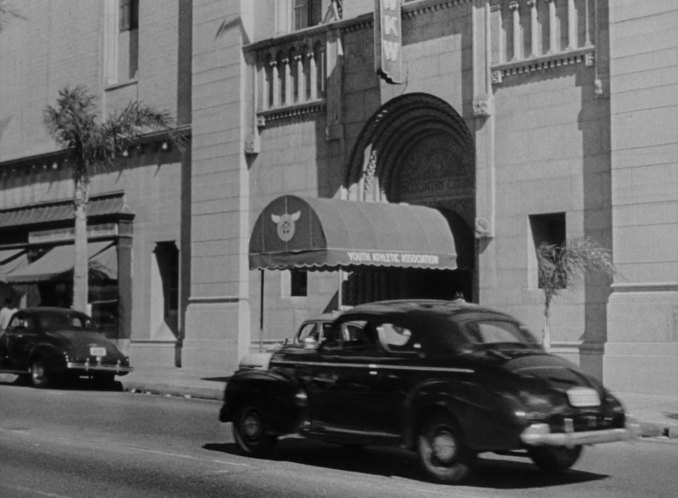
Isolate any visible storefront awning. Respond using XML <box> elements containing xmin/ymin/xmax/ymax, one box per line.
<box><xmin>0</xmin><ymin>193</ymin><xmax>127</xmax><ymax>229</ymax></box>
<box><xmin>5</xmin><ymin>241</ymin><xmax>116</xmax><ymax>284</ymax></box>
<box><xmin>0</xmin><ymin>248</ymin><xmax>28</xmax><ymax>283</ymax></box>
<box><xmin>249</xmin><ymin>195</ymin><xmax>457</xmax><ymax>271</ymax></box>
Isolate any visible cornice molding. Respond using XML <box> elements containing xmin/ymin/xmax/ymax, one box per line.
<box><xmin>491</xmin><ymin>47</ymin><xmax>595</xmax><ymax>83</ymax></box>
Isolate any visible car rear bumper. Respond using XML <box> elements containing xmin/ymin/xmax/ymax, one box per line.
<box><xmin>66</xmin><ymin>362</ymin><xmax>133</xmax><ymax>376</ymax></box>
<box><xmin>520</xmin><ymin>417</ymin><xmax>641</xmax><ymax>447</ymax></box>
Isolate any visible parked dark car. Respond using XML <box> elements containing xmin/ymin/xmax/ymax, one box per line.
<box><xmin>0</xmin><ymin>307</ymin><xmax>133</xmax><ymax>387</ymax></box>
<box><xmin>220</xmin><ymin>299</ymin><xmax>639</xmax><ymax>484</ymax></box>
<box><xmin>266</xmin><ymin>311</ymin><xmax>362</xmax><ymax>352</ymax></box>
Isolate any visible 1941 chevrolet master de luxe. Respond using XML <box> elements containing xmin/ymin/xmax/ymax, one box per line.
<box><xmin>0</xmin><ymin>307</ymin><xmax>132</xmax><ymax>387</ymax></box>
<box><xmin>219</xmin><ymin>300</ymin><xmax>639</xmax><ymax>484</ymax></box>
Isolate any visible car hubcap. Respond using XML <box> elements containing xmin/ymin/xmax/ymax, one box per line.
<box><xmin>32</xmin><ymin>363</ymin><xmax>44</xmax><ymax>382</ymax></box>
<box><xmin>431</xmin><ymin>429</ymin><xmax>457</xmax><ymax>464</ymax></box>
<box><xmin>242</xmin><ymin>411</ymin><xmax>262</xmax><ymax>440</ymax></box>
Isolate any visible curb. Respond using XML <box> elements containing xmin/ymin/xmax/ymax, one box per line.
<box><xmin>639</xmin><ymin>420</ymin><xmax>678</xmax><ymax>439</ymax></box>
<box><xmin>121</xmin><ymin>380</ymin><xmax>224</xmax><ymax>401</ymax></box>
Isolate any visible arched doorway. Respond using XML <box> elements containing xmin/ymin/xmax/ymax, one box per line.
<box><xmin>344</xmin><ymin>93</ymin><xmax>475</xmax><ymax>304</ymax></box>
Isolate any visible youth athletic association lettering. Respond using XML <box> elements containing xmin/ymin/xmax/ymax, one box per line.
<box><xmin>347</xmin><ymin>251</ymin><xmax>439</xmax><ymax>265</ymax></box>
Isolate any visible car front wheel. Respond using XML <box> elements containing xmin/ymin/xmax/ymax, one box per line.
<box><xmin>30</xmin><ymin>359</ymin><xmax>50</xmax><ymax>388</ymax></box>
<box><xmin>417</xmin><ymin>413</ymin><xmax>474</xmax><ymax>484</ymax></box>
<box><xmin>527</xmin><ymin>445</ymin><xmax>583</xmax><ymax>472</ymax></box>
<box><xmin>232</xmin><ymin>402</ymin><xmax>277</xmax><ymax>458</ymax></box>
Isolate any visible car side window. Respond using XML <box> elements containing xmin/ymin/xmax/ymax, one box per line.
<box><xmin>342</xmin><ymin>322</ymin><xmax>377</xmax><ymax>352</ymax></box>
<box><xmin>320</xmin><ymin>321</ymin><xmax>377</xmax><ymax>353</ymax></box>
<box><xmin>466</xmin><ymin>320</ymin><xmax>527</xmax><ymax>345</ymax></box>
<box><xmin>11</xmin><ymin>315</ymin><xmax>35</xmax><ymax>331</ymax></box>
<box><xmin>377</xmin><ymin>322</ymin><xmax>420</xmax><ymax>353</ymax></box>
<box><xmin>297</xmin><ymin>323</ymin><xmax>319</xmax><ymax>343</ymax></box>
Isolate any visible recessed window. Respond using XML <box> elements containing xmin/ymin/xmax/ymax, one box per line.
<box><xmin>119</xmin><ymin>0</ymin><xmax>139</xmax><ymax>31</ymax></box>
<box><xmin>529</xmin><ymin>213</ymin><xmax>566</xmax><ymax>289</ymax></box>
<box><xmin>294</xmin><ymin>0</ymin><xmax>322</xmax><ymax>30</ymax></box>
<box><xmin>291</xmin><ymin>270</ymin><xmax>308</xmax><ymax>297</ymax></box>
<box><xmin>106</xmin><ymin>0</ymin><xmax>139</xmax><ymax>84</ymax></box>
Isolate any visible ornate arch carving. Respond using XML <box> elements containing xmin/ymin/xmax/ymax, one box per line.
<box><xmin>345</xmin><ymin>93</ymin><xmax>475</xmax><ymax>226</ymax></box>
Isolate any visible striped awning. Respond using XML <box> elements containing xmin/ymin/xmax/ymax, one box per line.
<box><xmin>0</xmin><ymin>248</ymin><xmax>28</xmax><ymax>283</ymax></box>
<box><xmin>249</xmin><ymin>195</ymin><xmax>458</xmax><ymax>271</ymax></box>
<box><xmin>0</xmin><ymin>193</ymin><xmax>127</xmax><ymax>229</ymax></box>
<box><xmin>5</xmin><ymin>241</ymin><xmax>117</xmax><ymax>284</ymax></box>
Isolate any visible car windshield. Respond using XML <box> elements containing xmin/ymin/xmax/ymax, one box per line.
<box><xmin>38</xmin><ymin>311</ymin><xmax>94</xmax><ymax>331</ymax></box>
<box><xmin>463</xmin><ymin>320</ymin><xmax>539</xmax><ymax>349</ymax></box>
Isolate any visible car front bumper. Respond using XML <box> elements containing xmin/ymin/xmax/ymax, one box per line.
<box><xmin>66</xmin><ymin>362</ymin><xmax>133</xmax><ymax>375</ymax></box>
<box><xmin>520</xmin><ymin>417</ymin><xmax>641</xmax><ymax>447</ymax></box>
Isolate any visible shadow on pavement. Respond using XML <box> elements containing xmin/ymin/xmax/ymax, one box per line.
<box><xmin>0</xmin><ymin>374</ymin><xmax>123</xmax><ymax>392</ymax></box>
<box><xmin>203</xmin><ymin>438</ymin><xmax>607</xmax><ymax>489</ymax></box>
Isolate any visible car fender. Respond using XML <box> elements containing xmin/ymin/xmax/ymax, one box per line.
<box><xmin>221</xmin><ymin>369</ymin><xmax>304</xmax><ymax>435</ymax></box>
<box><xmin>28</xmin><ymin>342</ymin><xmax>67</xmax><ymax>373</ymax></box>
<box><xmin>404</xmin><ymin>377</ymin><xmax>520</xmax><ymax>451</ymax></box>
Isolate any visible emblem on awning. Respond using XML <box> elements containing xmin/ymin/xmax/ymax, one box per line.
<box><xmin>271</xmin><ymin>211</ymin><xmax>301</xmax><ymax>242</ymax></box>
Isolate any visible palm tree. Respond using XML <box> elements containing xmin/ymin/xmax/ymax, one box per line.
<box><xmin>0</xmin><ymin>0</ymin><xmax>22</xmax><ymax>32</ymax></box>
<box><xmin>44</xmin><ymin>86</ymin><xmax>181</xmax><ymax>312</ymax></box>
<box><xmin>536</xmin><ymin>237</ymin><xmax>616</xmax><ymax>351</ymax></box>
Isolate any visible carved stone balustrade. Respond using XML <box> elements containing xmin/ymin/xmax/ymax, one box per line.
<box><xmin>247</xmin><ymin>29</ymin><xmax>329</xmax><ymax>127</ymax></box>
<box><xmin>490</xmin><ymin>0</ymin><xmax>595</xmax><ymax>83</ymax></box>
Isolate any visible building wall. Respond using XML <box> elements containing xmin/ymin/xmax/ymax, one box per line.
<box><xmin>245</xmin><ymin>2</ymin><xmax>475</xmax><ymax>344</ymax></box>
<box><xmin>605</xmin><ymin>0</ymin><xmax>678</xmax><ymax>395</ymax></box>
<box><xmin>0</xmin><ymin>0</ymin><xmax>188</xmax><ymax>367</ymax></box>
<box><xmin>181</xmin><ymin>0</ymin><xmax>251</xmax><ymax>372</ymax></box>
<box><xmin>2</xmin><ymin>0</ymin><xmax>677</xmax><ymax>396</ymax></box>
<box><xmin>0</xmin><ymin>1</ymin><xmax>103</xmax><ymax>160</ymax></box>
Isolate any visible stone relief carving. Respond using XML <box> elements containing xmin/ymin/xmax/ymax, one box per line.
<box><xmin>474</xmin><ymin>217</ymin><xmax>493</xmax><ymax>239</ymax></box>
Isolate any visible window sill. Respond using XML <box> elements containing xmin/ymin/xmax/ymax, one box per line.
<box><xmin>257</xmin><ymin>100</ymin><xmax>326</xmax><ymax>127</ymax></box>
<box><xmin>105</xmin><ymin>79</ymin><xmax>139</xmax><ymax>92</ymax></box>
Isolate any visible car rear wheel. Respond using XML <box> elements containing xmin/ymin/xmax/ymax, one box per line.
<box><xmin>30</xmin><ymin>359</ymin><xmax>50</xmax><ymax>388</ymax></box>
<box><xmin>417</xmin><ymin>413</ymin><xmax>474</xmax><ymax>484</ymax></box>
<box><xmin>527</xmin><ymin>445</ymin><xmax>583</xmax><ymax>472</ymax></box>
<box><xmin>232</xmin><ymin>402</ymin><xmax>277</xmax><ymax>458</ymax></box>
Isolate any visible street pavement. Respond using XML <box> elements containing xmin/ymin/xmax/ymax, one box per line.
<box><xmin>3</xmin><ymin>365</ymin><xmax>678</xmax><ymax>440</ymax></box>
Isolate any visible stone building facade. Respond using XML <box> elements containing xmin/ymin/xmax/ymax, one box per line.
<box><xmin>0</xmin><ymin>0</ymin><xmax>676</xmax><ymax>397</ymax></box>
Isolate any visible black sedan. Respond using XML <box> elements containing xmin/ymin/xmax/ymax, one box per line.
<box><xmin>0</xmin><ymin>307</ymin><xmax>132</xmax><ymax>387</ymax></box>
<box><xmin>220</xmin><ymin>299</ymin><xmax>639</xmax><ymax>484</ymax></box>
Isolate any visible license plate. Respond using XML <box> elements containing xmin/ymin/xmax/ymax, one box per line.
<box><xmin>567</xmin><ymin>387</ymin><xmax>600</xmax><ymax>407</ymax></box>
<box><xmin>90</xmin><ymin>347</ymin><xmax>107</xmax><ymax>357</ymax></box>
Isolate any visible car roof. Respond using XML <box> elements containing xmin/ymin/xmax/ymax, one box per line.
<box><xmin>17</xmin><ymin>307</ymin><xmax>89</xmax><ymax>316</ymax></box>
<box><xmin>337</xmin><ymin>299</ymin><xmax>515</xmax><ymax>323</ymax></box>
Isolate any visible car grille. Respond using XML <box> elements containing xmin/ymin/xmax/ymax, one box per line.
<box><xmin>547</xmin><ymin>411</ymin><xmax>624</xmax><ymax>433</ymax></box>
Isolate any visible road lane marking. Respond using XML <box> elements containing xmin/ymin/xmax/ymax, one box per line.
<box><xmin>5</xmin><ymin>485</ymin><xmax>73</xmax><ymax>498</ymax></box>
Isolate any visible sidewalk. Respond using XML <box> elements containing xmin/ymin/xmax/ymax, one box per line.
<box><xmin>118</xmin><ymin>366</ymin><xmax>678</xmax><ymax>440</ymax></box>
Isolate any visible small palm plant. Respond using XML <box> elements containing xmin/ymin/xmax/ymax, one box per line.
<box><xmin>0</xmin><ymin>0</ymin><xmax>22</xmax><ymax>32</ymax></box>
<box><xmin>44</xmin><ymin>86</ymin><xmax>181</xmax><ymax>312</ymax></box>
<box><xmin>536</xmin><ymin>237</ymin><xmax>616</xmax><ymax>351</ymax></box>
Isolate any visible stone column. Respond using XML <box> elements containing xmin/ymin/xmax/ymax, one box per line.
<box><xmin>509</xmin><ymin>1</ymin><xmax>521</xmax><ymax>60</ymax></box>
<box><xmin>547</xmin><ymin>0</ymin><xmax>557</xmax><ymax>53</ymax></box>
<box><xmin>308</xmin><ymin>50</ymin><xmax>318</xmax><ymax>100</ymax></box>
<box><xmin>116</xmin><ymin>218</ymin><xmax>134</xmax><ymax>354</ymax></box>
<box><xmin>567</xmin><ymin>0</ymin><xmax>577</xmax><ymax>49</ymax></box>
<box><xmin>528</xmin><ymin>0</ymin><xmax>539</xmax><ymax>57</ymax></box>
<box><xmin>271</xmin><ymin>58</ymin><xmax>280</xmax><ymax>107</ymax></box>
<box><xmin>283</xmin><ymin>54</ymin><xmax>293</xmax><ymax>105</ymax></box>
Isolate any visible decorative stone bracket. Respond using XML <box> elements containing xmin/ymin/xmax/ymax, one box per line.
<box><xmin>475</xmin><ymin>217</ymin><xmax>494</xmax><ymax>239</ymax></box>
